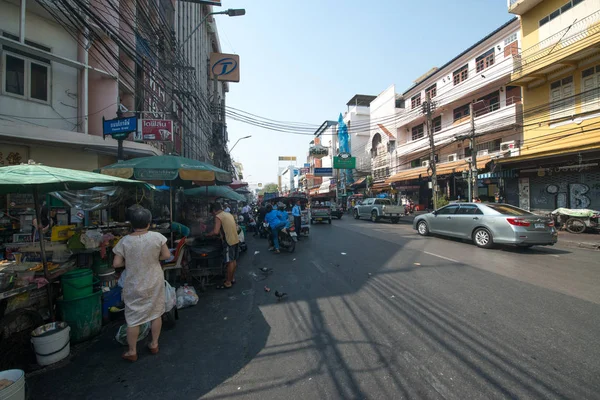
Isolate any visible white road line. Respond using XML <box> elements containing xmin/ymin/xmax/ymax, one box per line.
<box><xmin>311</xmin><ymin>261</ymin><xmax>326</xmax><ymax>273</ymax></box>
<box><xmin>423</xmin><ymin>251</ymin><xmax>459</xmax><ymax>263</ymax></box>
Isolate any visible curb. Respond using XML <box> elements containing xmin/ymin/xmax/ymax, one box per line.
<box><xmin>559</xmin><ymin>240</ymin><xmax>600</xmax><ymax>250</ymax></box>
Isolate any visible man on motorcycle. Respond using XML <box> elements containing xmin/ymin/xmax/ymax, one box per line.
<box><xmin>264</xmin><ymin>203</ymin><xmax>289</xmax><ymax>254</ymax></box>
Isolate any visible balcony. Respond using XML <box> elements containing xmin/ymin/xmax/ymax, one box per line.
<box><xmin>508</xmin><ymin>0</ymin><xmax>545</xmax><ymax>15</ymax></box>
<box><xmin>513</xmin><ymin>10</ymin><xmax>600</xmax><ymax>79</ymax></box>
<box><xmin>394</xmin><ymin>102</ymin><xmax>521</xmax><ymax>161</ymax></box>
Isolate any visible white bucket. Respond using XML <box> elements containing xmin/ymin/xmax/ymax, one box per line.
<box><xmin>30</xmin><ymin>322</ymin><xmax>71</xmax><ymax>367</ymax></box>
<box><xmin>0</xmin><ymin>369</ymin><xmax>25</xmax><ymax>400</ymax></box>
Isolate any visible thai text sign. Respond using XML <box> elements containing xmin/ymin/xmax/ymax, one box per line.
<box><xmin>103</xmin><ymin>117</ymin><xmax>137</xmax><ymax>140</ymax></box>
<box><xmin>333</xmin><ymin>154</ymin><xmax>356</xmax><ymax>169</ymax></box>
<box><xmin>314</xmin><ymin>168</ymin><xmax>333</xmax><ymax>177</ymax></box>
<box><xmin>134</xmin><ymin>119</ymin><xmax>174</xmax><ymax>142</ymax></box>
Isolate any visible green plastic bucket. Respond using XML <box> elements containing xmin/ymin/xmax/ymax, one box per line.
<box><xmin>57</xmin><ymin>290</ymin><xmax>102</xmax><ymax>343</ymax></box>
<box><xmin>61</xmin><ymin>269</ymin><xmax>95</xmax><ymax>301</ymax></box>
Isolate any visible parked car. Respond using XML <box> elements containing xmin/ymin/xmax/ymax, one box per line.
<box><xmin>354</xmin><ymin>198</ymin><xmax>404</xmax><ymax>223</ymax></box>
<box><xmin>413</xmin><ymin>203</ymin><xmax>558</xmax><ymax>248</ymax></box>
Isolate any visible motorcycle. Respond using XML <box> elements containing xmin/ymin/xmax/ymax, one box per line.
<box><xmin>237</xmin><ymin>225</ymin><xmax>248</xmax><ymax>252</ymax></box>
<box><xmin>263</xmin><ymin>221</ymin><xmax>297</xmax><ymax>253</ymax></box>
<box><xmin>257</xmin><ymin>220</ymin><xmax>270</xmax><ymax>239</ymax></box>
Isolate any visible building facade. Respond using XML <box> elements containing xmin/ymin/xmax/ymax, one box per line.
<box><xmin>501</xmin><ymin>0</ymin><xmax>600</xmax><ymax>211</ymax></box>
<box><xmin>0</xmin><ymin>0</ymin><xmax>231</xmax><ymax>171</ymax></box>
<box><xmin>384</xmin><ymin>18</ymin><xmax>522</xmax><ymax>208</ymax></box>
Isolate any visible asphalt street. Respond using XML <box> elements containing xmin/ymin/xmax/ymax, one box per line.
<box><xmin>29</xmin><ymin>216</ymin><xmax>600</xmax><ymax>400</ymax></box>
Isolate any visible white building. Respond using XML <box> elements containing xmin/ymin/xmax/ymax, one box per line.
<box><xmin>343</xmin><ymin>94</ymin><xmax>376</xmax><ymax>184</ymax></box>
<box><xmin>385</xmin><ymin>18</ymin><xmax>522</xmax><ymax>205</ymax></box>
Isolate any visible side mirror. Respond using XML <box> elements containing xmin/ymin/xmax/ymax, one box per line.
<box><xmin>433</xmin><ymin>210</ymin><xmax>438</xmax><ymax>216</ymax></box>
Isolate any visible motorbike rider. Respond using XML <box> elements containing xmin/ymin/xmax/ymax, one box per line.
<box><xmin>264</xmin><ymin>203</ymin><xmax>289</xmax><ymax>254</ymax></box>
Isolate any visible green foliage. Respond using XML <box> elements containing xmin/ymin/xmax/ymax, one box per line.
<box><xmin>258</xmin><ymin>183</ymin><xmax>279</xmax><ymax>196</ymax></box>
<box><xmin>435</xmin><ymin>194</ymin><xmax>449</xmax><ymax>209</ymax></box>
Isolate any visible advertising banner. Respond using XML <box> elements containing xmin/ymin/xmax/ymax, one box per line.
<box><xmin>314</xmin><ymin>167</ymin><xmax>333</xmax><ymax>177</ymax></box>
<box><xmin>210</xmin><ymin>53</ymin><xmax>240</xmax><ymax>82</ymax></box>
<box><xmin>134</xmin><ymin>119</ymin><xmax>174</xmax><ymax>142</ymax></box>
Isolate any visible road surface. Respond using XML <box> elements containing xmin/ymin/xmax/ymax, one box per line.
<box><xmin>29</xmin><ymin>216</ymin><xmax>600</xmax><ymax>399</ymax></box>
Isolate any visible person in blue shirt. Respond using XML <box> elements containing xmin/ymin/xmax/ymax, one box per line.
<box><xmin>264</xmin><ymin>204</ymin><xmax>288</xmax><ymax>253</ymax></box>
<box><xmin>291</xmin><ymin>200</ymin><xmax>302</xmax><ymax>241</ymax></box>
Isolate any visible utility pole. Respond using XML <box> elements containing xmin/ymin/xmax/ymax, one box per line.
<box><xmin>424</xmin><ymin>93</ymin><xmax>438</xmax><ymax>210</ymax></box>
<box><xmin>469</xmin><ymin>102</ymin><xmax>478</xmax><ymax>202</ymax></box>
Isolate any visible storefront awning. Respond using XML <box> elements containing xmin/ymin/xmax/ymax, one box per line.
<box><xmin>370</xmin><ymin>182</ymin><xmax>391</xmax><ymax>192</ymax></box>
<box><xmin>350</xmin><ymin>177</ymin><xmax>366</xmax><ymax>189</ymax></box>
<box><xmin>495</xmin><ymin>144</ymin><xmax>600</xmax><ymax>165</ymax></box>
<box><xmin>386</xmin><ymin>156</ymin><xmax>491</xmax><ymax>184</ymax></box>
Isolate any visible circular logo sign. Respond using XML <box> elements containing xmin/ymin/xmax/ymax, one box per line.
<box><xmin>339</xmin><ymin>152</ymin><xmax>351</xmax><ymax>159</ymax></box>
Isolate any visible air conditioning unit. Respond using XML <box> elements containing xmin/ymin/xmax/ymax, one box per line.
<box><xmin>478</xmin><ymin>149</ymin><xmax>489</xmax><ymax>156</ymax></box>
<box><xmin>447</xmin><ymin>153</ymin><xmax>457</xmax><ymax>162</ymax></box>
<box><xmin>500</xmin><ymin>141</ymin><xmax>515</xmax><ymax>152</ymax></box>
<box><xmin>421</xmin><ymin>160</ymin><xmax>430</xmax><ymax>167</ymax></box>
<box><xmin>465</xmin><ymin>157</ymin><xmax>472</xmax><ymax>163</ymax></box>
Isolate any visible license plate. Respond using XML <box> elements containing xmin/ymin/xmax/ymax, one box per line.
<box><xmin>535</xmin><ymin>223</ymin><xmax>545</xmax><ymax>229</ymax></box>
<box><xmin>290</xmin><ymin>232</ymin><xmax>297</xmax><ymax>237</ymax></box>
<box><xmin>316</xmin><ymin>218</ymin><xmax>322</xmax><ymax>221</ymax></box>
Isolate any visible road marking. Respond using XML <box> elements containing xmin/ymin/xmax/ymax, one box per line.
<box><xmin>423</xmin><ymin>251</ymin><xmax>458</xmax><ymax>263</ymax></box>
<box><xmin>311</xmin><ymin>261</ymin><xmax>325</xmax><ymax>273</ymax></box>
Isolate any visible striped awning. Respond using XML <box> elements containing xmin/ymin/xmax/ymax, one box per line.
<box><xmin>478</xmin><ymin>169</ymin><xmax>517</xmax><ymax>179</ymax></box>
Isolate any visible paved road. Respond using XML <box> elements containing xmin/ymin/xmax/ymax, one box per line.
<box><xmin>29</xmin><ymin>217</ymin><xmax>600</xmax><ymax>399</ymax></box>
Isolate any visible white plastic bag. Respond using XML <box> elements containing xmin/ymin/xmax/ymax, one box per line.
<box><xmin>176</xmin><ymin>284</ymin><xmax>199</xmax><ymax>309</ymax></box>
<box><xmin>115</xmin><ymin>322</ymin><xmax>150</xmax><ymax>345</ymax></box>
<box><xmin>165</xmin><ymin>280</ymin><xmax>176</xmax><ymax>312</ymax></box>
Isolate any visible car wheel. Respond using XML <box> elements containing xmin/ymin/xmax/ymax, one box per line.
<box><xmin>371</xmin><ymin>211</ymin><xmax>378</xmax><ymax>222</ymax></box>
<box><xmin>417</xmin><ymin>221</ymin><xmax>429</xmax><ymax>236</ymax></box>
<box><xmin>354</xmin><ymin>210</ymin><xmax>360</xmax><ymax>220</ymax></box>
<box><xmin>338</xmin><ymin>215</ymin><xmax>343</xmax><ymax>220</ymax></box>
<box><xmin>391</xmin><ymin>218</ymin><xmax>399</xmax><ymax>224</ymax></box>
<box><xmin>473</xmin><ymin>228</ymin><xmax>493</xmax><ymax>249</ymax></box>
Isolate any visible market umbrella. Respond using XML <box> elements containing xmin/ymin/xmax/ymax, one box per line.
<box><xmin>229</xmin><ymin>180</ymin><xmax>248</xmax><ymax>190</ymax></box>
<box><xmin>184</xmin><ymin>186</ymin><xmax>246</xmax><ymax>202</ymax></box>
<box><xmin>0</xmin><ymin>161</ymin><xmax>154</xmax><ymax>318</ymax></box>
<box><xmin>99</xmin><ymin>155</ymin><xmax>232</xmax><ymax>187</ymax></box>
<box><xmin>0</xmin><ymin>162</ymin><xmax>153</xmax><ymax>271</ymax></box>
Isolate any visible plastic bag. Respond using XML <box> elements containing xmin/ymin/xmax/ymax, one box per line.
<box><xmin>165</xmin><ymin>280</ymin><xmax>176</xmax><ymax>312</ymax></box>
<box><xmin>115</xmin><ymin>322</ymin><xmax>150</xmax><ymax>345</ymax></box>
<box><xmin>176</xmin><ymin>285</ymin><xmax>199</xmax><ymax>309</ymax></box>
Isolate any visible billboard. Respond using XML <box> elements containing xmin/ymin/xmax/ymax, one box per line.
<box><xmin>278</xmin><ymin>156</ymin><xmax>297</xmax><ymax>161</ymax></box>
<box><xmin>210</xmin><ymin>53</ymin><xmax>240</xmax><ymax>82</ymax></box>
<box><xmin>134</xmin><ymin>119</ymin><xmax>173</xmax><ymax>142</ymax></box>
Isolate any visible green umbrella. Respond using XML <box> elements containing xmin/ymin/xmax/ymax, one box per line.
<box><xmin>0</xmin><ymin>162</ymin><xmax>154</xmax><ymax>300</ymax></box>
<box><xmin>99</xmin><ymin>155</ymin><xmax>232</xmax><ymax>186</ymax></box>
<box><xmin>185</xmin><ymin>186</ymin><xmax>246</xmax><ymax>202</ymax></box>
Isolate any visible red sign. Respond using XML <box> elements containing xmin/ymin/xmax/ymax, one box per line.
<box><xmin>135</xmin><ymin>119</ymin><xmax>174</xmax><ymax>142</ymax></box>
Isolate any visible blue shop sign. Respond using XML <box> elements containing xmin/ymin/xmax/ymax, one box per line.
<box><xmin>103</xmin><ymin>117</ymin><xmax>138</xmax><ymax>137</ymax></box>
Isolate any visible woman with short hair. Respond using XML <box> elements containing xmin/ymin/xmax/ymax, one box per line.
<box><xmin>113</xmin><ymin>207</ymin><xmax>171</xmax><ymax>362</ymax></box>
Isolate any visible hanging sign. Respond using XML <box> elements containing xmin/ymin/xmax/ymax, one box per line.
<box><xmin>134</xmin><ymin>119</ymin><xmax>174</xmax><ymax>142</ymax></box>
<box><xmin>333</xmin><ymin>152</ymin><xmax>356</xmax><ymax>169</ymax></box>
<box><xmin>103</xmin><ymin>117</ymin><xmax>137</xmax><ymax>140</ymax></box>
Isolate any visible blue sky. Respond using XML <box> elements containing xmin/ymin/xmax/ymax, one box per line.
<box><xmin>218</xmin><ymin>0</ymin><xmax>513</xmax><ymax>186</ymax></box>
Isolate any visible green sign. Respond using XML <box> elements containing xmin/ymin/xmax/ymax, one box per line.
<box><xmin>112</xmin><ymin>132</ymin><xmax>130</xmax><ymax>140</ymax></box>
<box><xmin>333</xmin><ymin>156</ymin><xmax>356</xmax><ymax>169</ymax></box>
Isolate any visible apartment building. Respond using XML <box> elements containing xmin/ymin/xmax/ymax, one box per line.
<box><xmin>500</xmin><ymin>0</ymin><xmax>600</xmax><ymax>211</ymax></box>
<box><xmin>385</xmin><ymin>18</ymin><xmax>522</xmax><ymax>208</ymax></box>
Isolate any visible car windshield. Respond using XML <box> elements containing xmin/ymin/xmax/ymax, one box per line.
<box><xmin>485</xmin><ymin>204</ymin><xmax>534</xmax><ymax>216</ymax></box>
<box><xmin>376</xmin><ymin>199</ymin><xmax>392</xmax><ymax>205</ymax></box>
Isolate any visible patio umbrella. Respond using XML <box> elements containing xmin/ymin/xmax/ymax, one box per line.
<box><xmin>229</xmin><ymin>180</ymin><xmax>248</xmax><ymax>190</ymax></box>
<box><xmin>184</xmin><ymin>186</ymin><xmax>246</xmax><ymax>202</ymax></box>
<box><xmin>0</xmin><ymin>161</ymin><xmax>154</xmax><ymax>318</ymax></box>
<box><xmin>99</xmin><ymin>155</ymin><xmax>232</xmax><ymax>186</ymax></box>
<box><xmin>0</xmin><ymin>162</ymin><xmax>153</xmax><ymax>264</ymax></box>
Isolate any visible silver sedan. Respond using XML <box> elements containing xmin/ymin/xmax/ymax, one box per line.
<box><xmin>412</xmin><ymin>203</ymin><xmax>558</xmax><ymax>249</ymax></box>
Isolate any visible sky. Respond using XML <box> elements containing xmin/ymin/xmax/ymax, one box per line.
<box><xmin>217</xmin><ymin>0</ymin><xmax>513</xmax><ymax>187</ymax></box>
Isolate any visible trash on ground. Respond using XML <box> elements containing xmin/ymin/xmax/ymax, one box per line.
<box><xmin>116</xmin><ymin>322</ymin><xmax>150</xmax><ymax>345</ymax></box>
<box><xmin>254</xmin><ymin>251</ymin><xmax>260</xmax><ymax>255</ymax></box>
<box><xmin>264</xmin><ymin>286</ymin><xmax>271</xmax><ymax>292</ymax></box>
<box><xmin>176</xmin><ymin>285</ymin><xmax>199</xmax><ymax>309</ymax></box>
<box><xmin>414</xmin><ymin>263</ymin><xmax>421</xmax><ymax>266</ymax></box>
<box><xmin>341</xmin><ymin>252</ymin><xmax>347</xmax><ymax>255</ymax></box>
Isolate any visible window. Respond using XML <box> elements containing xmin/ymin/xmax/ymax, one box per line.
<box><xmin>2</xmin><ymin>42</ymin><xmax>51</xmax><ymax>103</ymax></box>
<box><xmin>475</xmin><ymin>139</ymin><xmax>502</xmax><ymax>153</ymax></box>
<box><xmin>504</xmin><ymin>33</ymin><xmax>517</xmax><ymax>46</ymax></box>
<box><xmin>581</xmin><ymin>65</ymin><xmax>600</xmax><ymax>113</ymax></box>
<box><xmin>426</xmin><ymin>84</ymin><xmax>437</xmax><ymax>99</ymax></box>
<box><xmin>411</xmin><ymin>94</ymin><xmax>421</xmax><ymax>109</ymax></box>
<box><xmin>457</xmin><ymin>205</ymin><xmax>483</xmax><ymax>215</ymax></box>
<box><xmin>410</xmin><ymin>158</ymin><xmax>421</xmax><ymax>168</ymax></box>
<box><xmin>539</xmin><ymin>0</ymin><xmax>585</xmax><ymax>27</ymax></box>
<box><xmin>453</xmin><ymin>104</ymin><xmax>470</xmax><ymax>122</ymax></box>
<box><xmin>432</xmin><ymin>116</ymin><xmax>442</xmax><ymax>132</ymax></box>
<box><xmin>476</xmin><ymin>48</ymin><xmax>495</xmax><ymax>72</ymax></box>
<box><xmin>486</xmin><ymin>204</ymin><xmax>533</xmax><ymax>216</ymax></box>
<box><xmin>411</xmin><ymin>124</ymin><xmax>424</xmax><ymax>141</ymax></box>
<box><xmin>395</xmin><ymin>98</ymin><xmax>405</xmax><ymax>108</ymax></box>
<box><xmin>437</xmin><ymin>205</ymin><xmax>459</xmax><ymax>215</ymax></box>
<box><xmin>375</xmin><ymin>199</ymin><xmax>392</xmax><ymax>205</ymax></box>
<box><xmin>473</xmin><ymin>91</ymin><xmax>500</xmax><ymax>117</ymax></box>
<box><xmin>453</xmin><ymin>65</ymin><xmax>468</xmax><ymax>85</ymax></box>
<box><xmin>550</xmin><ymin>76</ymin><xmax>574</xmax><ymax>120</ymax></box>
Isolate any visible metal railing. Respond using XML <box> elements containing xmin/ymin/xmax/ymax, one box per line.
<box><xmin>514</xmin><ymin>10</ymin><xmax>600</xmax><ymax>76</ymax></box>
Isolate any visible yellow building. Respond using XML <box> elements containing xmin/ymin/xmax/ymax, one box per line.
<box><xmin>499</xmin><ymin>0</ymin><xmax>600</xmax><ymax>212</ymax></box>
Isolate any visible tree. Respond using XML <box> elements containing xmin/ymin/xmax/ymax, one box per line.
<box><xmin>258</xmin><ymin>183</ymin><xmax>279</xmax><ymax>196</ymax></box>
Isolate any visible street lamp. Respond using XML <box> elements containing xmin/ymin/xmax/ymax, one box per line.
<box><xmin>230</xmin><ymin>135</ymin><xmax>251</xmax><ymax>152</ymax></box>
<box><xmin>181</xmin><ymin>9</ymin><xmax>246</xmax><ymax>47</ymax></box>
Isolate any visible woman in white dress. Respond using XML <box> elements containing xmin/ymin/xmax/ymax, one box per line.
<box><xmin>113</xmin><ymin>207</ymin><xmax>171</xmax><ymax>362</ymax></box>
